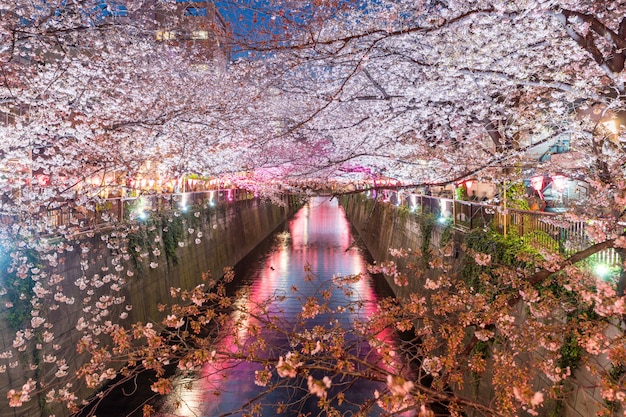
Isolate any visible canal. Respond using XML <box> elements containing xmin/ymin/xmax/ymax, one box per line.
<box><xmin>91</xmin><ymin>196</ymin><xmax>399</xmax><ymax>417</ymax></box>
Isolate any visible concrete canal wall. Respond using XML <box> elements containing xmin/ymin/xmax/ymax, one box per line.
<box><xmin>340</xmin><ymin>193</ymin><xmax>455</xmax><ymax>298</ymax></box>
<box><xmin>340</xmin><ymin>193</ymin><xmax>610</xmax><ymax>417</ymax></box>
<box><xmin>0</xmin><ymin>196</ymin><xmax>299</xmax><ymax>417</ymax></box>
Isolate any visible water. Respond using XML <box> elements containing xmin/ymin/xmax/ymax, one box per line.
<box><xmin>91</xmin><ymin>196</ymin><xmax>398</xmax><ymax>417</ymax></box>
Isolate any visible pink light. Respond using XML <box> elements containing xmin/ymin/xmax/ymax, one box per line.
<box><xmin>530</xmin><ymin>175</ymin><xmax>543</xmax><ymax>192</ymax></box>
<box><xmin>552</xmin><ymin>175</ymin><xmax>567</xmax><ymax>192</ymax></box>
<box><xmin>465</xmin><ymin>180</ymin><xmax>474</xmax><ymax>190</ymax></box>
<box><xmin>37</xmin><ymin>174</ymin><xmax>49</xmax><ymax>186</ymax></box>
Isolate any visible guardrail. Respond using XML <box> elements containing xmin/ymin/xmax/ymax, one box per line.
<box><xmin>48</xmin><ymin>189</ymin><xmax>256</xmax><ymax>229</ymax></box>
<box><xmin>3</xmin><ymin>188</ymin><xmax>621</xmax><ymax>270</ymax></box>
<box><xmin>371</xmin><ymin>190</ymin><xmax>622</xmax><ymax>269</ymax></box>
<box><xmin>0</xmin><ymin>189</ymin><xmax>256</xmax><ymax>232</ymax></box>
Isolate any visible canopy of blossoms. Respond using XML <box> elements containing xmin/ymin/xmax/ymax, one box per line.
<box><xmin>0</xmin><ymin>1</ymin><xmax>625</xmax><ymax>416</ymax></box>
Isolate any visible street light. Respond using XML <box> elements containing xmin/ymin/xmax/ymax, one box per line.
<box><xmin>551</xmin><ymin>174</ymin><xmax>567</xmax><ymax>193</ymax></box>
<box><xmin>602</xmin><ymin>119</ymin><xmax>619</xmax><ymax>135</ymax></box>
<box><xmin>134</xmin><ymin>197</ymin><xmax>148</xmax><ymax>221</ymax></box>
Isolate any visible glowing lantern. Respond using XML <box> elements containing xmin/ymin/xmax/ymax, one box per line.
<box><xmin>530</xmin><ymin>175</ymin><xmax>544</xmax><ymax>192</ymax></box>
<box><xmin>551</xmin><ymin>174</ymin><xmax>567</xmax><ymax>192</ymax></box>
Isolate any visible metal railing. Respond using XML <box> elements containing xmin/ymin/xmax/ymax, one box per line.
<box><xmin>372</xmin><ymin>190</ymin><xmax>622</xmax><ymax>269</ymax></box>
<box><xmin>30</xmin><ymin>189</ymin><xmax>255</xmax><ymax>231</ymax></box>
<box><xmin>3</xmin><ymin>187</ymin><xmax>621</xmax><ymax>269</ymax></box>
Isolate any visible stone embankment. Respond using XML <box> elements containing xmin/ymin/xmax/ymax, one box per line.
<box><xmin>340</xmin><ymin>193</ymin><xmax>613</xmax><ymax>417</ymax></box>
<box><xmin>0</xmin><ymin>196</ymin><xmax>299</xmax><ymax>417</ymax></box>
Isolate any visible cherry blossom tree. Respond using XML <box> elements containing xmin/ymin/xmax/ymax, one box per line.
<box><xmin>1</xmin><ymin>1</ymin><xmax>626</xmax><ymax>417</ymax></box>
<box><xmin>243</xmin><ymin>0</ymin><xmax>626</xmax><ymax>281</ymax></box>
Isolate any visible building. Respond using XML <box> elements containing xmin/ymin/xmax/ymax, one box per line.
<box><xmin>93</xmin><ymin>0</ymin><xmax>230</xmax><ymax>67</ymax></box>
<box><xmin>152</xmin><ymin>0</ymin><xmax>230</xmax><ymax>67</ymax></box>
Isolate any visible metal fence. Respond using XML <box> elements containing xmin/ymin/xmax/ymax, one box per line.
<box><xmin>42</xmin><ymin>189</ymin><xmax>255</xmax><ymax>230</ymax></box>
<box><xmin>373</xmin><ymin>189</ymin><xmax>622</xmax><ymax>269</ymax></box>
<box><xmin>3</xmin><ymin>188</ymin><xmax>622</xmax><ymax>270</ymax></box>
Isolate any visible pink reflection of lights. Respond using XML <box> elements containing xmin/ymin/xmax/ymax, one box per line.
<box><xmin>289</xmin><ymin>198</ymin><xmax>351</xmax><ymax>250</ymax></box>
<box><xmin>157</xmin><ymin>197</ymin><xmax>402</xmax><ymax>416</ymax></box>
<box><xmin>227</xmin><ymin>189</ymin><xmax>233</xmax><ymax>202</ymax></box>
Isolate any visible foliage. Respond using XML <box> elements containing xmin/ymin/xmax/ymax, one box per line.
<box><xmin>160</xmin><ymin>214</ymin><xmax>185</xmax><ymax>266</ymax></box>
<box><xmin>461</xmin><ymin>228</ymin><xmax>542</xmax><ymax>291</ymax></box>
<box><xmin>522</xmin><ymin>230</ymin><xmax>561</xmax><ymax>254</ymax></box>
<box><xmin>126</xmin><ymin>221</ymin><xmax>157</xmax><ymax>275</ymax></box>
<box><xmin>396</xmin><ymin>203</ymin><xmax>411</xmax><ymax>220</ymax></box>
<box><xmin>1</xmin><ymin>247</ymin><xmax>40</xmax><ymax>330</ymax></box>
<box><xmin>455</xmin><ymin>185</ymin><xmax>468</xmax><ymax>201</ymax></box>
<box><xmin>505</xmin><ymin>182</ymin><xmax>530</xmax><ymax>211</ymax></box>
<box><xmin>416</xmin><ymin>211</ymin><xmax>436</xmax><ymax>262</ymax></box>
<box><xmin>558</xmin><ymin>333</ymin><xmax>583</xmax><ymax>373</ymax></box>
<box><xmin>440</xmin><ymin>218</ymin><xmax>455</xmax><ymax>246</ymax></box>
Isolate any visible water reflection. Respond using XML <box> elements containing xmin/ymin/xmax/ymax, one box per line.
<box><xmin>158</xmin><ymin>197</ymin><xmax>395</xmax><ymax>417</ymax></box>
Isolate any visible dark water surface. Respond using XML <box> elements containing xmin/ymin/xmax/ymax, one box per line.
<box><xmin>91</xmin><ymin>197</ymin><xmax>397</xmax><ymax>417</ymax></box>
